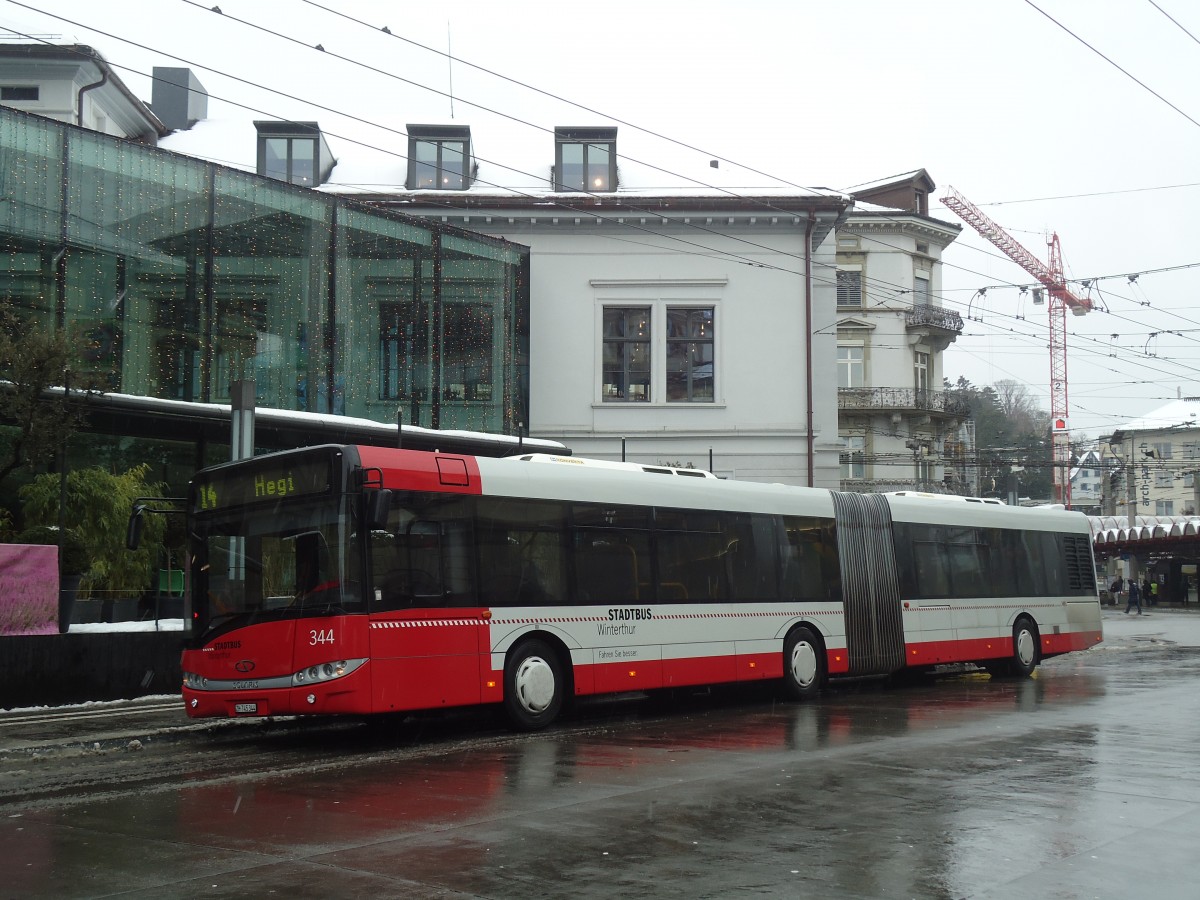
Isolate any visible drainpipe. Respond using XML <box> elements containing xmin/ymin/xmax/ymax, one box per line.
<box><xmin>805</xmin><ymin>212</ymin><xmax>816</xmax><ymax>487</ymax></box>
<box><xmin>76</xmin><ymin>65</ymin><xmax>109</xmax><ymax>129</ymax></box>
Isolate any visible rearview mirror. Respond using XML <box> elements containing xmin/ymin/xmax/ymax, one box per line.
<box><xmin>368</xmin><ymin>489</ymin><xmax>393</xmax><ymax>530</ymax></box>
<box><xmin>126</xmin><ymin>505</ymin><xmax>145</xmax><ymax>551</ymax></box>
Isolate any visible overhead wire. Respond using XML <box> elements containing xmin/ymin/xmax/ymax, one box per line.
<box><xmin>1</xmin><ymin>17</ymin><xmax>843</xmax><ymax>287</ymax></box>
<box><xmin>170</xmin><ymin>0</ymin><xmax>1109</xmax><ymax>310</ymax></box>
<box><xmin>929</xmin><ymin>180</ymin><xmax>1200</xmax><ymax>208</ymax></box>
<box><xmin>300</xmin><ymin>0</ymin><xmax>1200</xmax><ymax>359</ymax></box>
<box><xmin>9</xmin><ymin>1</ymin><xmax>1200</xmax><ymax>432</ymax></box>
<box><xmin>1022</xmin><ymin>0</ymin><xmax>1200</xmax><ymax>130</ymax></box>
<box><xmin>1146</xmin><ymin>0</ymin><xmax>1200</xmax><ymax>47</ymax></box>
<box><xmin>83</xmin><ymin>0</ymin><xmax>1200</xmax><ymax>380</ymax></box>
<box><xmin>7</xmin><ymin>1</ymin><xmax>987</xmax><ymax>328</ymax></box>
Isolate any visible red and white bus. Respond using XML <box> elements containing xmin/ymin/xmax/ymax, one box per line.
<box><xmin>177</xmin><ymin>444</ymin><xmax>1102</xmax><ymax>729</ymax></box>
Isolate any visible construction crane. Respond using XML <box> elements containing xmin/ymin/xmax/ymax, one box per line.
<box><xmin>940</xmin><ymin>187</ymin><xmax>1093</xmax><ymax>507</ymax></box>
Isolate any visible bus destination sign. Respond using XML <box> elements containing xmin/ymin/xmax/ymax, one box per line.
<box><xmin>193</xmin><ymin>456</ymin><xmax>334</xmax><ymax>513</ymax></box>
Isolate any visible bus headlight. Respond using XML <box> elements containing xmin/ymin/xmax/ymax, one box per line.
<box><xmin>290</xmin><ymin>658</ymin><xmax>366</xmax><ymax>688</ymax></box>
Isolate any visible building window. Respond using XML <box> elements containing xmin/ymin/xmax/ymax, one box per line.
<box><xmin>666</xmin><ymin>307</ymin><xmax>714</xmax><ymax>402</ymax></box>
<box><xmin>442</xmin><ymin>295</ymin><xmax>494</xmax><ymax>401</ymax></box>
<box><xmin>837</xmin><ymin>270</ymin><xmax>862</xmax><ymax>307</ymax></box>
<box><xmin>601</xmin><ymin>303</ymin><xmax>716</xmax><ymax>404</ymax></box>
<box><xmin>2</xmin><ymin>85</ymin><xmax>39</xmax><ymax>101</ymax></box>
<box><xmin>555</xmin><ymin>127</ymin><xmax>616</xmax><ymax>192</ymax></box>
<box><xmin>1155</xmin><ymin>470</ymin><xmax>1173</xmax><ymax>488</ymax></box>
<box><xmin>838</xmin><ymin>344</ymin><xmax>864</xmax><ymax>389</ymax></box>
<box><xmin>263</xmin><ymin>136</ymin><xmax>316</xmax><ymax>185</ymax></box>
<box><xmin>407</xmin><ymin>124</ymin><xmax>472</xmax><ymax>190</ymax></box>
<box><xmin>914</xmin><ymin>350</ymin><xmax>929</xmax><ymax>394</ymax></box>
<box><xmin>602</xmin><ymin>307</ymin><xmax>651</xmax><ymax>402</ymax></box>
<box><xmin>1150</xmin><ymin>442</ymin><xmax>1173</xmax><ymax>459</ymax></box>
<box><xmin>379</xmin><ymin>301</ymin><xmax>427</xmax><ymax>401</ymax></box>
<box><xmin>914</xmin><ymin>274</ymin><xmax>931</xmax><ymax>305</ymax></box>
<box><xmin>1156</xmin><ymin>500</ymin><xmax>1174</xmax><ymax>516</ymax></box>
<box><xmin>841</xmin><ymin>436</ymin><xmax>865</xmax><ymax>480</ymax></box>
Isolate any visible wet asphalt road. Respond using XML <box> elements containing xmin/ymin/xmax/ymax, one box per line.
<box><xmin>3</xmin><ymin>606</ymin><xmax>1200</xmax><ymax>899</ymax></box>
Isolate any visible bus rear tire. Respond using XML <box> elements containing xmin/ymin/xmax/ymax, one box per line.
<box><xmin>783</xmin><ymin>626</ymin><xmax>825</xmax><ymax>700</ymax></box>
<box><xmin>987</xmin><ymin>617</ymin><xmax>1040</xmax><ymax>679</ymax></box>
<box><xmin>504</xmin><ymin>638</ymin><xmax>565</xmax><ymax>730</ymax></box>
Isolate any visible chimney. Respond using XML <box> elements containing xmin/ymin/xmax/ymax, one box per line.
<box><xmin>150</xmin><ymin>67</ymin><xmax>208</xmax><ymax>132</ymax></box>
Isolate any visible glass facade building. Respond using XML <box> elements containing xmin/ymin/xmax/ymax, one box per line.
<box><xmin>0</xmin><ymin>105</ymin><xmax>530</xmax><ymax>455</ymax></box>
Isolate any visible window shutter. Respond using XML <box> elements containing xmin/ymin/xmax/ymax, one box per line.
<box><xmin>837</xmin><ymin>271</ymin><xmax>862</xmax><ymax>306</ymax></box>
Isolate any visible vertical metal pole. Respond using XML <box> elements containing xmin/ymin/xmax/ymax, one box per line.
<box><xmin>621</xmin><ymin>436</ymin><xmax>626</xmax><ymax>462</ymax></box>
<box><xmin>229</xmin><ymin>380</ymin><xmax>255</xmax><ymax>585</ymax></box>
<box><xmin>57</xmin><ymin>370</ymin><xmax>70</xmax><ymax>633</ymax></box>
<box><xmin>230</xmin><ymin>379</ymin><xmax>255</xmax><ymax>461</ymax></box>
<box><xmin>1126</xmin><ymin>434</ymin><xmax>1139</xmax><ymax>584</ymax></box>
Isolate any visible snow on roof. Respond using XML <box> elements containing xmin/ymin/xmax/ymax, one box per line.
<box><xmin>1108</xmin><ymin>399</ymin><xmax>1200</xmax><ymax>437</ymax></box>
<box><xmin>159</xmin><ymin>116</ymin><xmax>850</xmax><ymax>203</ymax></box>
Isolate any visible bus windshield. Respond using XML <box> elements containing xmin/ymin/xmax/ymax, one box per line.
<box><xmin>191</xmin><ymin>495</ymin><xmax>363</xmax><ymax>638</ymax></box>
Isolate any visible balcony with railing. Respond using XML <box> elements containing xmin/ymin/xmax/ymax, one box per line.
<box><xmin>905</xmin><ymin>305</ymin><xmax>963</xmax><ymax>351</ymax></box>
<box><xmin>838</xmin><ymin>387</ymin><xmax>971</xmax><ymax>418</ymax></box>
<box><xmin>906</xmin><ymin>305</ymin><xmax>964</xmax><ymax>333</ymax></box>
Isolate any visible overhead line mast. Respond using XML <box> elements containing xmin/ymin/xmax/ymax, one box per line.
<box><xmin>941</xmin><ymin>187</ymin><xmax>1094</xmax><ymax>507</ymax></box>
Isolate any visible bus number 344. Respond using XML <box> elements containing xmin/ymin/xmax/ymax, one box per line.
<box><xmin>309</xmin><ymin>629</ymin><xmax>335</xmax><ymax>646</ymax></box>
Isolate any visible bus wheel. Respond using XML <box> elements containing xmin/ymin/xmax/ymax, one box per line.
<box><xmin>504</xmin><ymin>638</ymin><xmax>565</xmax><ymax>730</ymax></box>
<box><xmin>988</xmin><ymin>617</ymin><xmax>1040</xmax><ymax>679</ymax></box>
<box><xmin>783</xmin><ymin>626</ymin><xmax>825</xmax><ymax>700</ymax></box>
<box><xmin>1009</xmin><ymin>617</ymin><xmax>1040</xmax><ymax>677</ymax></box>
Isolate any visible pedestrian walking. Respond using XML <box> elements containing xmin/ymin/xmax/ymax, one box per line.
<box><xmin>1142</xmin><ymin>576</ymin><xmax>1153</xmax><ymax>607</ymax></box>
<box><xmin>1109</xmin><ymin>575</ymin><xmax>1124</xmax><ymax>607</ymax></box>
<box><xmin>1126</xmin><ymin>579</ymin><xmax>1143</xmax><ymax>615</ymax></box>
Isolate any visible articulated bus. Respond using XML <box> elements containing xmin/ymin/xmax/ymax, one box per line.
<box><xmin>177</xmin><ymin>444</ymin><xmax>1102</xmax><ymax>729</ymax></box>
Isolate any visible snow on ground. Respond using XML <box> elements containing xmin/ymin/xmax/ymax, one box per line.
<box><xmin>67</xmin><ymin>619</ymin><xmax>185</xmax><ymax>633</ymax></box>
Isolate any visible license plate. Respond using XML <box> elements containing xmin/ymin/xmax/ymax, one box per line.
<box><xmin>234</xmin><ymin>702</ymin><xmax>258</xmax><ymax>715</ymax></box>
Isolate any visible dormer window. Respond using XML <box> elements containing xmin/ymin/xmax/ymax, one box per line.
<box><xmin>555</xmin><ymin>126</ymin><xmax>616</xmax><ymax>192</ymax></box>
<box><xmin>406</xmin><ymin>124</ymin><xmax>472</xmax><ymax>190</ymax></box>
<box><xmin>254</xmin><ymin>121</ymin><xmax>334</xmax><ymax>187</ymax></box>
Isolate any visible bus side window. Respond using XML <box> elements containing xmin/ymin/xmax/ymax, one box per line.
<box><xmin>945</xmin><ymin>526</ymin><xmax>989</xmax><ymax>598</ymax></box>
<box><xmin>575</xmin><ymin>534</ymin><xmax>642</xmax><ymax>605</ymax></box>
<box><xmin>725</xmin><ymin>514</ymin><xmax>780</xmax><ymax>602</ymax></box>
<box><xmin>781</xmin><ymin>515</ymin><xmax>839</xmax><ymax>602</ymax></box>
<box><xmin>476</xmin><ymin>498</ymin><xmax>564</xmax><ymax>607</ymax></box>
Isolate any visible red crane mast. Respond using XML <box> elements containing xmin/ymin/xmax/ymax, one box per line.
<box><xmin>940</xmin><ymin>187</ymin><xmax>1093</xmax><ymax>507</ymax></box>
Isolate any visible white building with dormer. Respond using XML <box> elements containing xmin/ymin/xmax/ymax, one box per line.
<box><xmin>6</xmin><ymin>44</ymin><xmax>980</xmax><ymax>490</ymax></box>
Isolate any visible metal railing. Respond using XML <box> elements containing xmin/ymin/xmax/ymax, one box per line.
<box><xmin>837</xmin><ymin>387</ymin><xmax>971</xmax><ymax>417</ymax></box>
<box><xmin>906</xmin><ymin>305</ymin><xmax>964</xmax><ymax>332</ymax></box>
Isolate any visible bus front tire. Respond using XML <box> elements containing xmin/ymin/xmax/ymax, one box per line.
<box><xmin>504</xmin><ymin>638</ymin><xmax>565</xmax><ymax>730</ymax></box>
<box><xmin>783</xmin><ymin>626</ymin><xmax>826</xmax><ymax>700</ymax></box>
